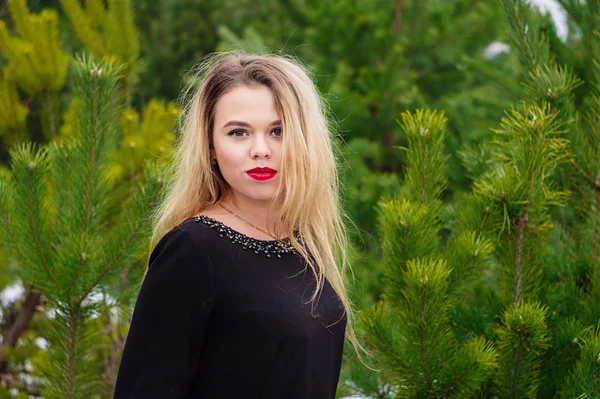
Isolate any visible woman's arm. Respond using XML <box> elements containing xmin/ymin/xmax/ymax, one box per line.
<box><xmin>113</xmin><ymin>226</ymin><xmax>216</xmax><ymax>399</ymax></box>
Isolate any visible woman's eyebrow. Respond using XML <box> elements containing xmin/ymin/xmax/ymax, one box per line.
<box><xmin>222</xmin><ymin>120</ymin><xmax>282</xmax><ymax>128</ymax></box>
<box><xmin>222</xmin><ymin>120</ymin><xmax>250</xmax><ymax>128</ymax></box>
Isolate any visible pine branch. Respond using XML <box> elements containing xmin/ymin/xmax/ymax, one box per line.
<box><xmin>419</xmin><ymin>289</ymin><xmax>434</xmax><ymax>391</ymax></box>
<box><xmin>555</xmin><ymin>0</ymin><xmax>582</xmax><ymax>26</ymax></box>
<box><xmin>394</xmin><ymin>0</ymin><xmax>402</xmax><ymax>35</ymax></box>
<box><xmin>64</xmin><ymin>309</ymin><xmax>79</xmax><ymax>399</ymax></box>
<box><xmin>513</xmin><ymin>212</ymin><xmax>529</xmax><ymax>303</ymax></box>
<box><xmin>507</xmin><ymin>0</ymin><xmax>537</xmax><ymax>69</ymax></box>
<box><xmin>450</xmin><ymin>321</ymin><xmax>480</xmax><ymax>337</ymax></box>
<box><xmin>27</xmin><ymin>166</ymin><xmax>56</xmax><ymax>285</ymax></box>
<box><xmin>370</xmin><ymin>326</ymin><xmax>409</xmax><ymax>371</ymax></box>
<box><xmin>64</xmin><ymin>253</ymin><xmax>86</xmax><ymax>300</ymax></box>
<box><xmin>0</xmin><ymin>199</ymin><xmax>36</xmax><ymax>273</ymax></box>
<box><xmin>481</xmin><ymin>68</ymin><xmax>525</xmax><ymax>100</ymax></box>
<box><xmin>539</xmin><ymin>339</ymin><xmax>578</xmax><ymax>370</ymax></box>
<box><xmin>584</xmin><ymin>22</ymin><xmax>595</xmax><ymax>99</ymax></box>
<box><xmin>441</xmin><ymin>357</ymin><xmax>481</xmax><ymax>396</ymax></box>
<box><xmin>593</xmin><ymin>174</ymin><xmax>600</xmax><ymax>264</ymax></box>
<box><xmin>82</xmin><ymin>74</ymin><xmax>100</xmax><ymax>234</ymax></box>
<box><xmin>447</xmin><ymin>251</ymin><xmax>478</xmax><ymax>293</ymax></box>
<box><xmin>65</xmin><ymin>151</ymin><xmax>72</xmax><ymax>220</ymax></box>
<box><xmin>359</xmin><ymin>302</ymin><xmax>410</xmax><ymax>376</ymax></box>
<box><xmin>568</xmin><ymin>158</ymin><xmax>595</xmax><ymax>186</ymax></box>
<box><xmin>76</xmin><ymin>203</ymin><xmax>151</xmax><ymax>306</ymax></box>
<box><xmin>495</xmin><ymin>302</ymin><xmax>548</xmax><ymax>397</ymax></box>
<box><xmin>510</xmin><ymin>330</ymin><xmax>525</xmax><ymax>399</ymax></box>
<box><xmin>479</xmin><ymin>206</ymin><xmax>493</xmax><ymax>232</ymax></box>
<box><xmin>420</xmin><ymin>142</ymin><xmax>429</xmax><ymax>203</ymax></box>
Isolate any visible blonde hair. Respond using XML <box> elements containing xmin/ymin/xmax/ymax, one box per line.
<box><xmin>149</xmin><ymin>51</ymin><xmax>371</xmax><ymax>365</ymax></box>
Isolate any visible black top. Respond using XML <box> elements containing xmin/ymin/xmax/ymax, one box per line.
<box><xmin>113</xmin><ymin>215</ymin><xmax>347</xmax><ymax>399</ymax></box>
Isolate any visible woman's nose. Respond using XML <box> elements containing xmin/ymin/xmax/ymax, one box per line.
<box><xmin>250</xmin><ymin>135</ymin><xmax>271</xmax><ymax>159</ymax></box>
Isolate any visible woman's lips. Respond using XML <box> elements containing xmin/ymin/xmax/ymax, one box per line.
<box><xmin>247</xmin><ymin>171</ymin><xmax>277</xmax><ymax>181</ymax></box>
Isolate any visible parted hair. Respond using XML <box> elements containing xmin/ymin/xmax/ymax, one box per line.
<box><xmin>149</xmin><ymin>51</ymin><xmax>371</xmax><ymax>365</ymax></box>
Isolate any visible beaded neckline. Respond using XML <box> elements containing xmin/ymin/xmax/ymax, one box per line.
<box><xmin>192</xmin><ymin>215</ymin><xmax>301</xmax><ymax>258</ymax></box>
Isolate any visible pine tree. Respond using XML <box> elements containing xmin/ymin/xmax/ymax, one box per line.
<box><xmin>0</xmin><ymin>0</ymin><xmax>181</xmax><ymax>394</ymax></box>
<box><xmin>0</xmin><ymin>0</ymin><xmax>71</xmax><ymax>142</ymax></box>
<box><xmin>58</xmin><ymin>0</ymin><xmax>140</xmax><ymax>106</ymax></box>
<box><xmin>345</xmin><ymin>0</ymin><xmax>600</xmax><ymax>397</ymax></box>
<box><xmin>0</xmin><ymin>54</ymin><xmax>163</xmax><ymax>398</ymax></box>
<box><xmin>357</xmin><ymin>110</ymin><xmax>499</xmax><ymax>398</ymax></box>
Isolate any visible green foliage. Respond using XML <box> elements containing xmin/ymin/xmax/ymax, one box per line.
<box><xmin>500</xmin><ymin>0</ymin><xmax>554</xmax><ymax>69</ymax></box>
<box><xmin>0</xmin><ymin>0</ymin><xmax>186</xmax><ymax>394</ymax></box>
<box><xmin>396</xmin><ymin>109</ymin><xmax>450</xmax><ymax>214</ymax></box>
<box><xmin>1</xmin><ymin>0</ymin><xmax>598</xmax><ymax>396</ymax></box>
<box><xmin>455</xmin><ymin>141</ymin><xmax>500</xmax><ymax>186</ymax></box>
<box><xmin>132</xmin><ymin>0</ymin><xmax>266</xmax><ymax>101</ymax></box>
<box><xmin>538</xmin><ymin>317</ymin><xmax>589</xmax><ymax>397</ymax></box>
<box><xmin>353</xmin><ymin>0</ymin><xmax>600</xmax><ymax>392</ymax></box>
<box><xmin>358</xmin><ymin>111</ymin><xmax>498</xmax><ymax>398</ymax></box>
<box><xmin>493</xmin><ymin>301</ymin><xmax>550</xmax><ymax>398</ymax></box>
<box><xmin>377</xmin><ymin>198</ymin><xmax>441</xmax><ymax>297</ymax></box>
<box><xmin>360</xmin><ymin>257</ymin><xmax>498</xmax><ymax>398</ymax></box>
<box><xmin>0</xmin><ymin>79</ymin><xmax>28</xmax><ymax>133</ymax></box>
<box><xmin>0</xmin><ymin>0</ymin><xmax>71</xmax><ymax>96</ymax></box>
<box><xmin>523</xmin><ymin>64</ymin><xmax>583</xmax><ymax>118</ymax></box>
<box><xmin>339</xmin><ymin>137</ymin><xmax>401</xmax><ymax>244</ymax></box>
<box><xmin>0</xmin><ymin>0</ymin><xmax>71</xmax><ymax>142</ymax></box>
<box><xmin>0</xmin><ymin>143</ymin><xmax>54</xmax><ymax>294</ymax></box>
<box><xmin>0</xmin><ymin>55</ymin><xmax>163</xmax><ymax>398</ymax></box>
<box><xmin>468</xmin><ymin>103</ymin><xmax>571</xmax><ymax>305</ymax></box>
<box><xmin>559</xmin><ymin>324</ymin><xmax>600</xmax><ymax>399</ymax></box>
<box><xmin>58</xmin><ymin>0</ymin><xmax>141</xmax><ymax>86</ymax></box>
<box><xmin>111</xmin><ymin>99</ymin><xmax>180</xmax><ymax>183</ymax></box>
<box><xmin>444</xmin><ymin>230</ymin><xmax>495</xmax><ymax>299</ymax></box>
<box><xmin>217</xmin><ymin>25</ymin><xmax>268</xmax><ymax>53</ymax></box>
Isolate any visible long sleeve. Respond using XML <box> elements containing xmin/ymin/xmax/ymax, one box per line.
<box><xmin>113</xmin><ymin>226</ymin><xmax>216</xmax><ymax>399</ymax></box>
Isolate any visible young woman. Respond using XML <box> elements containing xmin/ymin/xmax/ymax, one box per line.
<box><xmin>113</xmin><ymin>52</ymin><xmax>365</xmax><ymax>398</ymax></box>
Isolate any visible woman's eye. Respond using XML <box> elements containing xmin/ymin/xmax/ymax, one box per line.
<box><xmin>228</xmin><ymin>129</ymin><xmax>248</xmax><ymax>137</ymax></box>
<box><xmin>271</xmin><ymin>128</ymin><xmax>282</xmax><ymax>137</ymax></box>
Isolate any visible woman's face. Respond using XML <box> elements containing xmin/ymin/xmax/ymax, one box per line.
<box><xmin>212</xmin><ymin>84</ymin><xmax>283</xmax><ymax>204</ymax></box>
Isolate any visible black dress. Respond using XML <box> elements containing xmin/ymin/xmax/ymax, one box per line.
<box><xmin>113</xmin><ymin>215</ymin><xmax>347</xmax><ymax>399</ymax></box>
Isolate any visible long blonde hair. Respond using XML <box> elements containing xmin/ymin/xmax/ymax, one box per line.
<box><xmin>149</xmin><ymin>51</ymin><xmax>371</xmax><ymax>365</ymax></box>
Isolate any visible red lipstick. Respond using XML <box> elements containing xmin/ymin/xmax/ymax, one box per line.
<box><xmin>246</xmin><ymin>167</ymin><xmax>277</xmax><ymax>181</ymax></box>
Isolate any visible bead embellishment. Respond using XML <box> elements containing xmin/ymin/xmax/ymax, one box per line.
<box><xmin>193</xmin><ymin>215</ymin><xmax>302</xmax><ymax>258</ymax></box>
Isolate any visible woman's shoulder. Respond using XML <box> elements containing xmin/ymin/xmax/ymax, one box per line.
<box><xmin>144</xmin><ymin>219</ymin><xmax>217</xmax><ymax>283</ymax></box>
<box><xmin>148</xmin><ymin>215</ymin><xmax>215</xmax><ymax>259</ymax></box>
<box><xmin>172</xmin><ymin>214</ymin><xmax>217</xmax><ymax>245</ymax></box>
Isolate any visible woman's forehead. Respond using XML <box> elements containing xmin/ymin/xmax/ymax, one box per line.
<box><xmin>213</xmin><ymin>85</ymin><xmax>280</xmax><ymax>128</ymax></box>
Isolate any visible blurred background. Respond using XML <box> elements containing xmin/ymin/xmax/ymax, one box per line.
<box><xmin>2</xmin><ymin>0</ymin><xmax>594</xmax><ymax>398</ymax></box>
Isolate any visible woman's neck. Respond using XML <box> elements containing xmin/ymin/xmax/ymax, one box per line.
<box><xmin>220</xmin><ymin>194</ymin><xmax>281</xmax><ymax>235</ymax></box>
